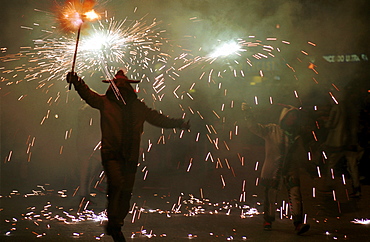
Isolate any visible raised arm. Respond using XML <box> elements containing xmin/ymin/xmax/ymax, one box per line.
<box><xmin>66</xmin><ymin>72</ymin><xmax>104</xmax><ymax>109</ymax></box>
<box><xmin>241</xmin><ymin>102</ymin><xmax>270</xmax><ymax>138</ymax></box>
<box><xmin>141</xmin><ymin>103</ymin><xmax>189</xmax><ymax>129</ymax></box>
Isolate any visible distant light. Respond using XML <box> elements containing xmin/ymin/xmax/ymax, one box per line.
<box><xmin>210</xmin><ymin>41</ymin><xmax>242</xmax><ymax>58</ymax></box>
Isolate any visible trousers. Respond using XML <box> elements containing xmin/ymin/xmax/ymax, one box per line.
<box><xmin>102</xmin><ymin>159</ymin><xmax>136</xmax><ymax>227</ymax></box>
<box><xmin>325</xmin><ymin>149</ymin><xmax>363</xmax><ymax>190</ymax></box>
<box><xmin>263</xmin><ymin>176</ymin><xmax>303</xmax><ymax>225</ymax></box>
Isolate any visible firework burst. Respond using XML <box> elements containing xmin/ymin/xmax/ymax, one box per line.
<box><xmin>57</xmin><ymin>0</ymin><xmax>99</xmax><ymax>32</ymax></box>
<box><xmin>1</xmin><ymin>12</ymin><xmax>177</xmax><ymax>95</ymax></box>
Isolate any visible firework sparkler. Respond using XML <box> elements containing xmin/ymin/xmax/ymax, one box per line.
<box><xmin>57</xmin><ymin>0</ymin><xmax>100</xmax><ymax>89</ymax></box>
<box><xmin>1</xmin><ymin>9</ymin><xmax>176</xmax><ymax>97</ymax></box>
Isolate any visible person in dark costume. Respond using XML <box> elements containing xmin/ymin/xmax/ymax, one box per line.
<box><xmin>67</xmin><ymin>70</ymin><xmax>190</xmax><ymax>241</ymax></box>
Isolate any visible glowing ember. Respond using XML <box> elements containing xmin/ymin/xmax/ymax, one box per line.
<box><xmin>57</xmin><ymin>0</ymin><xmax>100</xmax><ymax>31</ymax></box>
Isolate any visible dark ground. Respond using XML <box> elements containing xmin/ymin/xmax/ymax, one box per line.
<box><xmin>1</xmin><ymin>167</ymin><xmax>369</xmax><ymax>242</ymax></box>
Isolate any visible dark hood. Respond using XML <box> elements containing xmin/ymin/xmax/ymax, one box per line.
<box><xmin>279</xmin><ymin>105</ymin><xmax>300</xmax><ymax>132</ymax></box>
<box><xmin>105</xmin><ymin>83</ymin><xmax>138</xmax><ymax>105</ymax></box>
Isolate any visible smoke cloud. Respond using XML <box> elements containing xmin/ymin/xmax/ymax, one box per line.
<box><xmin>1</xmin><ymin>0</ymin><xmax>369</xmax><ymax>192</ymax></box>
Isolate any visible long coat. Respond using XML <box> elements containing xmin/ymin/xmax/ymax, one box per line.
<box><xmin>245</xmin><ymin>107</ymin><xmax>306</xmax><ymax>187</ymax></box>
<box><xmin>73</xmin><ymin>79</ymin><xmax>184</xmax><ymax>172</ymax></box>
<box><xmin>323</xmin><ymin>102</ymin><xmax>361</xmax><ymax>151</ymax></box>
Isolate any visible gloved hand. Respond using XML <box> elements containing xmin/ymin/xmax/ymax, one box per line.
<box><xmin>181</xmin><ymin>120</ymin><xmax>191</xmax><ymax>130</ymax></box>
<box><xmin>66</xmin><ymin>72</ymin><xmax>80</xmax><ymax>84</ymax></box>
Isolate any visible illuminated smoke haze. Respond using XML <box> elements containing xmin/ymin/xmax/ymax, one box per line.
<box><xmin>1</xmin><ymin>0</ymin><xmax>369</xmax><ymax>197</ymax></box>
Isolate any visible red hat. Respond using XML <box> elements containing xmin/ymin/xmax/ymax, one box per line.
<box><xmin>102</xmin><ymin>70</ymin><xmax>140</xmax><ymax>84</ymax></box>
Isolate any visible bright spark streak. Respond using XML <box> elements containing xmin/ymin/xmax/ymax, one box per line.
<box><xmin>316</xmin><ymin>166</ymin><xmax>321</xmax><ymax>178</ymax></box>
<box><xmin>223</xmin><ymin>141</ymin><xmax>230</xmax><ymax>151</ymax></box>
<box><xmin>131</xmin><ymin>209</ymin><xmax>137</xmax><ymax>223</ymax></box>
<box><xmin>147</xmin><ymin>140</ymin><xmax>152</xmax><ymax>152</ymax></box>
<box><xmin>294</xmin><ymin>90</ymin><xmax>299</xmax><ymax>98</ymax></box>
<box><xmin>179</xmin><ymin>130</ymin><xmax>185</xmax><ymax>138</ymax></box>
<box><xmin>239</xmin><ymin>191</ymin><xmax>246</xmax><ymax>202</ymax></box>
<box><xmin>7</xmin><ymin>151</ymin><xmax>13</xmax><ymax>162</ymax></box>
<box><xmin>214</xmin><ymin>139</ymin><xmax>220</xmax><ymax>150</ymax></box>
<box><xmin>312</xmin><ymin>131</ymin><xmax>318</xmax><ymax>141</ymax></box>
<box><xmin>330</xmin><ymin>168</ymin><xmax>335</xmax><ymax>179</ymax></box>
<box><xmin>177</xmin><ymin>195</ymin><xmax>182</xmax><ymax>206</ymax></box>
<box><xmin>93</xmin><ymin>141</ymin><xmax>101</xmax><ymax>151</ymax></box>
<box><xmin>351</xmin><ymin>218</ymin><xmax>370</xmax><ymax>225</ymax></box>
<box><xmin>280</xmin><ymin>206</ymin><xmax>285</xmax><ymax>219</ymax></box>
<box><xmin>205</xmin><ymin>152</ymin><xmax>214</xmax><ymax>162</ymax></box>
<box><xmin>196</xmin><ymin>111</ymin><xmax>204</xmax><ymax>119</ymax></box>
<box><xmin>195</xmin><ymin>133</ymin><xmax>200</xmax><ymax>142</ymax></box>
<box><xmin>173</xmin><ymin>85</ymin><xmax>180</xmax><ymax>98</ymax></box>
<box><xmin>225</xmin><ymin>158</ymin><xmax>231</xmax><ymax>169</ymax></box>
<box><xmin>143</xmin><ymin>170</ymin><xmax>149</xmax><ymax>180</ymax></box>
<box><xmin>322</xmin><ymin>151</ymin><xmax>328</xmax><ymax>159</ymax></box>
<box><xmin>329</xmin><ymin>92</ymin><xmax>339</xmax><ymax>104</ymax></box>
<box><xmin>212</xmin><ymin>110</ymin><xmax>220</xmax><ymax>119</ymax></box>
<box><xmin>220</xmin><ymin>175</ymin><xmax>226</xmax><ymax>188</ymax></box>
<box><xmin>254</xmin><ymin>161</ymin><xmax>259</xmax><ymax>171</ymax></box>
<box><xmin>331</xmin><ymin>83</ymin><xmax>340</xmax><ymax>91</ymax></box>
<box><xmin>186</xmin><ymin>158</ymin><xmax>193</xmax><ymax>172</ymax></box>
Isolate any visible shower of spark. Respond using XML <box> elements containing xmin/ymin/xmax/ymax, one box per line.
<box><xmin>57</xmin><ymin>0</ymin><xmax>99</xmax><ymax>32</ymax></box>
<box><xmin>178</xmin><ymin>37</ymin><xmax>282</xmax><ymax>72</ymax></box>
<box><xmin>0</xmin><ymin>7</ymin><xmax>189</xmax><ymax>184</ymax></box>
<box><xmin>1</xmin><ymin>13</ymin><xmax>176</xmax><ymax>95</ymax></box>
<box><xmin>77</xmin><ymin>16</ymin><xmax>173</xmax><ymax>79</ymax></box>
<box><xmin>209</xmin><ymin>41</ymin><xmax>243</xmax><ymax>58</ymax></box>
<box><xmin>1</xmin><ymin>6</ymin><xmax>355</xmax><ymax>241</ymax></box>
